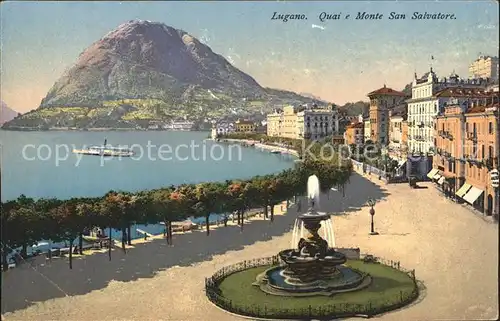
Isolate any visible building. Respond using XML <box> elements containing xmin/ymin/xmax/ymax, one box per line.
<box><xmin>266</xmin><ymin>104</ymin><xmax>340</xmax><ymax>140</ymax></box>
<box><xmin>431</xmin><ymin>93</ymin><xmax>498</xmax><ymax>216</ymax></box>
<box><xmin>235</xmin><ymin>119</ymin><xmax>256</xmax><ymax>133</ymax></box>
<box><xmin>367</xmin><ymin>85</ymin><xmax>407</xmax><ymax>146</ymax></box>
<box><xmin>469</xmin><ymin>55</ymin><xmax>499</xmax><ymax>82</ymax></box>
<box><xmin>344</xmin><ymin>122</ymin><xmax>364</xmax><ymax>146</ymax></box>
<box><xmin>211</xmin><ymin>121</ymin><xmax>235</xmax><ymax>139</ymax></box>
<box><xmin>388</xmin><ymin>107</ymin><xmax>409</xmax><ymax>159</ymax></box>
<box><xmin>331</xmin><ymin>134</ymin><xmax>344</xmax><ymax>145</ymax></box>
<box><xmin>363</xmin><ymin>116</ymin><xmax>371</xmax><ymax>142</ymax></box>
<box><xmin>266</xmin><ymin>106</ymin><xmax>298</xmax><ymax>138</ymax></box>
<box><xmin>406</xmin><ymin>69</ymin><xmax>488</xmax><ymax>178</ymax></box>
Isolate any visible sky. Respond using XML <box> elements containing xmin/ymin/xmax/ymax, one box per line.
<box><xmin>1</xmin><ymin>1</ymin><xmax>498</xmax><ymax>112</ymax></box>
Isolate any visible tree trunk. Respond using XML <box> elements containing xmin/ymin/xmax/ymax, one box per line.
<box><xmin>264</xmin><ymin>205</ymin><xmax>269</xmax><ymax>219</ymax></box>
<box><xmin>21</xmin><ymin>244</ymin><xmax>27</xmax><ymax>258</ymax></box>
<box><xmin>121</xmin><ymin>227</ymin><xmax>126</xmax><ymax>253</ymax></box>
<box><xmin>286</xmin><ymin>199</ymin><xmax>290</xmax><ymax>208</ymax></box>
<box><xmin>2</xmin><ymin>245</ymin><xmax>9</xmax><ymax>271</ymax></box>
<box><xmin>108</xmin><ymin>227</ymin><xmax>112</xmax><ymax>261</ymax></box>
<box><xmin>79</xmin><ymin>232</ymin><xmax>83</xmax><ymax>255</ymax></box>
<box><xmin>205</xmin><ymin>214</ymin><xmax>210</xmax><ymax>236</ymax></box>
<box><xmin>239</xmin><ymin>209</ymin><xmax>244</xmax><ymax>232</ymax></box>
<box><xmin>168</xmin><ymin>221</ymin><xmax>173</xmax><ymax>245</ymax></box>
<box><xmin>270</xmin><ymin>205</ymin><xmax>275</xmax><ymax>222</ymax></box>
<box><xmin>69</xmin><ymin>240</ymin><xmax>73</xmax><ymax>270</ymax></box>
<box><xmin>127</xmin><ymin>225</ymin><xmax>132</xmax><ymax>245</ymax></box>
<box><xmin>224</xmin><ymin>215</ymin><xmax>228</xmax><ymax>227</ymax></box>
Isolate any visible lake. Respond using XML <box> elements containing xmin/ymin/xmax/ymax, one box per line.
<box><xmin>0</xmin><ymin>130</ymin><xmax>294</xmax><ymax>253</ymax></box>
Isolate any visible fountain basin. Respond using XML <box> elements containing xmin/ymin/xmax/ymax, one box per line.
<box><xmin>255</xmin><ymin>265</ymin><xmax>371</xmax><ymax>297</ymax></box>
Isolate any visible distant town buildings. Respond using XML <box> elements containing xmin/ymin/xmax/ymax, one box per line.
<box><xmin>469</xmin><ymin>55</ymin><xmax>499</xmax><ymax>82</ymax></box>
<box><xmin>431</xmin><ymin>93</ymin><xmax>498</xmax><ymax>216</ymax></box>
<box><xmin>266</xmin><ymin>104</ymin><xmax>340</xmax><ymax>140</ymax></box>
<box><xmin>234</xmin><ymin>119</ymin><xmax>256</xmax><ymax>133</ymax></box>
<box><xmin>211</xmin><ymin>121</ymin><xmax>236</xmax><ymax>139</ymax></box>
<box><xmin>366</xmin><ymin>85</ymin><xmax>407</xmax><ymax>146</ymax></box>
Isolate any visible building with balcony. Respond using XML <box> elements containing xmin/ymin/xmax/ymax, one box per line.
<box><xmin>388</xmin><ymin>106</ymin><xmax>409</xmax><ymax>175</ymax></box>
<box><xmin>406</xmin><ymin>68</ymin><xmax>488</xmax><ymax>178</ymax></box>
<box><xmin>344</xmin><ymin>122</ymin><xmax>364</xmax><ymax>146</ymax></box>
<box><xmin>469</xmin><ymin>55</ymin><xmax>499</xmax><ymax>82</ymax></box>
<box><xmin>431</xmin><ymin>94</ymin><xmax>499</xmax><ymax>216</ymax></box>
<box><xmin>367</xmin><ymin>85</ymin><xmax>407</xmax><ymax>146</ymax></box>
<box><xmin>266</xmin><ymin>104</ymin><xmax>339</xmax><ymax>140</ymax></box>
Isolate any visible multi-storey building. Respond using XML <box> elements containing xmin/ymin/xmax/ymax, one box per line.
<box><xmin>469</xmin><ymin>55</ymin><xmax>499</xmax><ymax>82</ymax></box>
<box><xmin>363</xmin><ymin>116</ymin><xmax>371</xmax><ymax>142</ymax></box>
<box><xmin>388</xmin><ymin>107</ymin><xmax>409</xmax><ymax>161</ymax></box>
<box><xmin>406</xmin><ymin>69</ymin><xmax>488</xmax><ymax>178</ymax></box>
<box><xmin>430</xmin><ymin>93</ymin><xmax>498</xmax><ymax>216</ymax></box>
<box><xmin>267</xmin><ymin>106</ymin><xmax>297</xmax><ymax>138</ymax></box>
<box><xmin>344</xmin><ymin>122</ymin><xmax>364</xmax><ymax>146</ymax></box>
<box><xmin>267</xmin><ymin>104</ymin><xmax>339</xmax><ymax>140</ymax></box>
<box><xmin>234</xmin><ymin>119</ymin><xmax>256</xmax><ymax>133</ymax></box>
<box><xmin>367</xmin><ymin>85</ymin><xmax>407</xmax><ymax>146</ymax></box>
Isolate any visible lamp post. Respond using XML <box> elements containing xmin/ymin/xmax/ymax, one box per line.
<box><xmin>367</xmin><ymin>199</ymin><xmax>378</xmax><ymax>235</ymax></box>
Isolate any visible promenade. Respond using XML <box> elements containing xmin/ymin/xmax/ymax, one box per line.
<box><xmin>2</xmin><ymin>173</ymin><xmax>498</xmax><ymax>320</ymax></box>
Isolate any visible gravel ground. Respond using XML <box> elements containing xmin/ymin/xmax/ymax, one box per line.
<box><xmin>2</xmin><ymin>173</ymin><xmax>498</xmax><ymax>321</ymax></box>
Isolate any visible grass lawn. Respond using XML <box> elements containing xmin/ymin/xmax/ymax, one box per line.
<box><xmin>217</xmin><ymin>260</ymin><xmax>416</xmax><ymax>311</ymax></box>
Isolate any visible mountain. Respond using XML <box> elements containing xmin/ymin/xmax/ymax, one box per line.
<box><xmin>3</xmin><ymin>20</ymin><xmax>319</xmax><ymax>130</ymax></box>
<box><xmin>299</xmin><ymin>92</ymin><xmax>326</xmax><ymax>101</ymax></box>
<box><xmin>0</xmin><ymin>101</ymin><xmax>20</xmax><ymax>125</ymax></box>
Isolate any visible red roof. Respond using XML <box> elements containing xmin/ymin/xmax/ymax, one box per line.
<box><xmin>466</xmin><ymin>102</ymin><xmax>499</xmax><ymax>114</ymax></box>
<box><xmin>346</xmin><ymin>122</ymin><xmax>364</xmax><ymax>129</ymax></box>
<box><xmin>434</xmin><ymin>88</ymin><xmax>491</xmax><ymax>98</ymax></box>
<box><xmin>367</xmin><ymin>85</ymin><xmax>406</xmax><ymax>97</ymax></box>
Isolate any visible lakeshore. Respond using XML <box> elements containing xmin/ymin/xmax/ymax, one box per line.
<box><xmin>217</xmin><ymin>138</ymin><xmax>300</xmax><ymax>157</ymax></box>
<box><xmin>2</xmin><ymin>173</ymin><xmax>497</xmax><ymax>320</ymax></box>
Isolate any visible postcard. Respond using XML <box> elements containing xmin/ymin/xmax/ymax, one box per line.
<box><xmin>0</xmin><ymin>1</ymin><xmax>498</xmax><ymax>320</ymax></box>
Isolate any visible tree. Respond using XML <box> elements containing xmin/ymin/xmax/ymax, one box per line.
<box><xmin>267</xmin><ymin>177</ymin><xmax>287</xmax><ymax>222</ymax></box>
<box><xmin>99</xmin><ymin>192</ymin><xmax>124</xmax><ymax>260</ymax></box>
<box><xmin>50</xmin><ymin>199</ymin><xmax>87</xmax><ymax>269</ymax></box>
<box><xmin>194</xmin><ymin>182</ymin><xmax>225</xmax><ymax>236</ymax></box>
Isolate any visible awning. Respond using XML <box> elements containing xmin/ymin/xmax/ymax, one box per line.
<box><xmin>437</xmin><ymin>176</ymin><xmax>445</xmax><ymax>185</ymax></box>
<box><xmin>456</xmin><ymin>183</ymin><xmax>472</xmax><ymax>197</ymax></box>
<box><xmin>427</xmin><ymin>168</ymin><xmax>439</xmax><ymax>179</ymax></box>
<box><xmin>463</xmin><ymin>186</ymin><xmax>484</xmax><ymax>205</ymax></box>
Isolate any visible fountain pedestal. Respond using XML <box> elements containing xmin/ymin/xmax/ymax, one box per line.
<box><xmin>253</xmin><ymin>175</ymin><xmax>370</xmax><ymax>296</ymax></box>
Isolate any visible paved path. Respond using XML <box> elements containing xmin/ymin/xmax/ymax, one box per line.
<box><xmin>2</xmin><ymin>174</ymin><xmax>498</xmax><ymax>320</ymax></box>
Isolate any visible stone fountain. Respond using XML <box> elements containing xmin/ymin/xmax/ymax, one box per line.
<box><xmin>254</xmin><ymin>175</ymin><xmax>371</xmax><ymax>296</ymax></box>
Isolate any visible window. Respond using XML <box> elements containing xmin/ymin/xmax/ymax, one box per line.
<box><xmin>489</xmin><ymin>146</ymin><xmax>494</xmax><ymax>158</ymax></box>
<box><xmin>448</xmin><ymin>161</ymin><xmax>452</xmax><ymax>172</ymax></box>
<box><xmin>489</xmin><ymin>122</ymin><xmax>493</xmax><ymax>134</ymax></box>
<box><xmin>473</xmin><ymin>123</ymin><xmax>477</xmax><ymax>135</ymax></box>
<box><xmin>482</xmin><ymin>145</ymin><xmax>485</xmax><ymax>159</ymax></box>
<box><xmin>465</xmin><ymin>123</ymin><xmax>468</xmax><ymax>132</ymax></box>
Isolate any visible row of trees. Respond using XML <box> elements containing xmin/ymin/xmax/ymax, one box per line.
<box><xmin>1</xmin><ymin>159</ymin><xmax>352</xmax><ymax>271</ymax></box>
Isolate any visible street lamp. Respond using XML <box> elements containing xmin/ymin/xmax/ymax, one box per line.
<box><xmin>367</xmin><ymin>199</ymin><xmax>379</xmax><ymax>235</ymax></box>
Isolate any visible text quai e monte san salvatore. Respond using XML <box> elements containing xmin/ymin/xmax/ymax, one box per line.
<box><xmin>271</xmin><ymin>12</ymin><xmax>457</xmax><ymax>23</ymax></box>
